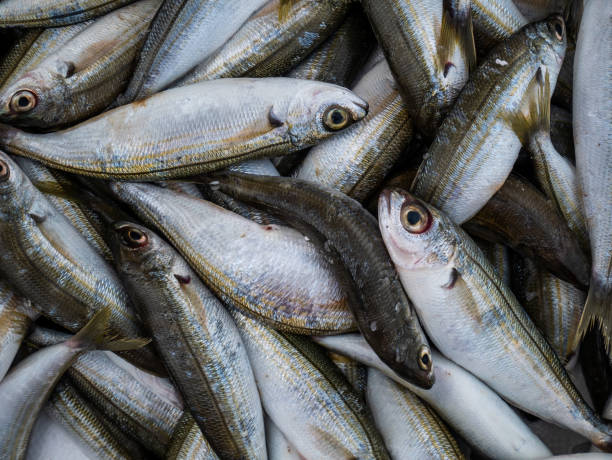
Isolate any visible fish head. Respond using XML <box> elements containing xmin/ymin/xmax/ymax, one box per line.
<box><xmin>533</xmin><ymin>15</ymin><xmax>567</xmax><ymax>69</ymax></box>
<box><xmin>0</xmin><ymin>62</ymin><xmax>71</xmax><ymax>128</ymax></box>
<box><xmin>285</xmin><ymin>82</ymin><xmax>368</xmax><ymax>148</ymax></box>
<box><xmin>0</xmin><ymin>151</ymin><xmax>38</xmax><ymax>220</ymax></box>
<box><xmin>378</xmin><ymin>187</ymin><xmax>458</xmax><ymax>272</ymax></box>
<box><xmin>110</xmin><ymin>221</ymin><xmax>175</xmax><ymax>280</ymax></box>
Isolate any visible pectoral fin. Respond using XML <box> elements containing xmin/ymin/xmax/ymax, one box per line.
<box><xmin>508</xmin><ymin>66</ymin><xmax>551</xmax><ymax>144</ymax></box>
<box><xmin>439</xmin><ymin>0</ymin><xmax>477</xmax><ymax>74</ymax></box>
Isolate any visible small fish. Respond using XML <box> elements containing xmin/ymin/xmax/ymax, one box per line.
<box><xmin>208</xmin><ymin>172</ymin><xmax>434</xmax><ymax>388</ymax></box>
<box><xmin>0</xmin><ymin>308</ymin><xmax>148</xmax><ymax>460</ymax></box>
<box><xmin>0</xmin><ymin>78</ymin><xmax>367</xmax><ymax>180</ymax></box>
<box><xmin>378</xmin><ymin>188</ymin><xmax>612</xmax><ymax>450</ymax></box>
<box><xmin>328</xmin><ymin>352</ymin><xmax>367</xmax><ymax>398</ymax></box>
<box><xmin>476</xmin><ymin>239</ymin><xmax>511</xmax><ymax>287</ymax></box>
<box><xmin>265</xmin><ymin>415</ymin><xmax>303</xmax><ymax>460</ymax></box>
<box><xmin>166</xmin><ymin>413</ymin><xmax>219</xmax><ymax>460</ymax></box>
<box><xmin>470</xmin><ymin>0</ymin><xmax>526</xmax><ymax>50</ymax></box>
<box><xmin>512</xmin><ymin>0</ymin><xmax>569</xmax><ymax>22</ymax></box>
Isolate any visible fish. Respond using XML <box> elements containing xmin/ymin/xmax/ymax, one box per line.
<box><xmin>232</xmin><ymin>310</ymin><xmax>389</xmax><ymax>459</ymax></box>
<box><xmin>286</xmin><ymin>6</ymin><xmax>375</xmax><ymax>87</ymax></box>
<box><xmin>552</xmin><ymin>37</ymin><xmax>574</xmax><ymax>109</ymax></box>
<box><xmin>295</xmin><ymin>58</ymin><xmax>413</xmax><ymax>202</ymax></box>
<box><xmin>110</xmin><ymin>220</ymin><xmax>266</xmax><ymax>459</ymax></box>
<box><xmin>0</xmin><ymin>308</ymin><xmax>148</xmax><ymax>459</ymax></box>
<box><xmin>166</xmin><ymin>413</ymin><xmax>219</xmax><ymax>460</ymax></box>
<box><xmin>207</xmin><ymin>172</ymin><xmax>434</xmax><ymax>388</ymax></box>
<box><xmin>470</xmin><ymin>0</ymin><xmax>526</xmax><ymax>50</ymax></box>
<box><xmin>110</xmin><ymin>181</ymin><xmax>355</xmax><ymax>334</ymax></box>
<box><xmin>550</xmin><ymin>105</ymin><xmax>574</xmax><ymax>159</ymax></box>
<box><xmin>513</xmin><ymin>256</ymin><xmax>585</xmax><ymax>364</ymax></box>
<box><xmin>512</xmin><ymin>0</ymin><xmax>569</xmax><ymax>22</ymax></box>
<box><xmin>313</xmin><ymin>334</ymin><xmax>552</xmax><ymax>460</ymax></box>
<box><xmin>0</xmin><ymin>278</ymin><xmax>38</xmax><ymax>380</ymax></box>
<box><xmin>0</xmin><ymin>29</ymin><xmax>43</xmax><ymax>88</ymax></box>
<box><xmin>175</xmin><ymin>0</ymin><xmax>350</xmax><ymax>85</ymax></box>
<box><xmin>0</xmin><ymin>152</ymin><xmax>159</xmax><ymax>373</ymax></box>
<box><xmin>411</xmin><ymin>16</ymin><xmax>567</xmax><ymax>225</ymax></box>
<box><xmin>118</xmin><ymin>0</ymin><xmax>268</xmax><ymax>102</ymax></box>
<box><xmin>265</xmin><ymin>415</ymin><xmax>303</xmax><ymax>460</ymax></box>
<box><xmin>27</xmin><ymin>327</ymin><xmax>184</xmax><ymax>457</ymax></box>
<box><xmin>0</xmin><ymin>0</ymin><xmax>134</xmax><ymax>28</ymax></box>
<box><xmin>0</xmin><ymin>78</ymin><xmax>367</xmax><ymax>180</ymax></box>
<box><xmin>367</xmin><ymin>368</ymin><xmax>464</xmax><ymax>460</ymax></box>
<box><xmin>378</xmin><ymin>188</ymin><xmax>612</xmax><ymax>451</ymax></box>
<box><xmin>476</xmin><ymin>239</ymin><xmax>511</xmax><ymax>287</ymax></box>
<box><xmin>0</xmin><ymin>0</ymin><xmax>161</xmax><ymax>128</ymax></box>
<box><xmin>361</xmin><ymin>0</ymin><xmax>476</xmax><ymax>136</ymax></box>
<box><xmin>328</xmin><ymin>352</ymin><xmax>367</xmax><ymax>398</ymax></box>
<box><xmin>573</xmin><ymin>0</ymin><xmax>612</xmax><ymax>348</ymax></box>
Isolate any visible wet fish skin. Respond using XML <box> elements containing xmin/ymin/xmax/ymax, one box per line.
<box><xmin>573</xmin><ymin>0</ymin><xmax>612</xmax><ymax>347</ymax></box>
<box><xmin>0</xmin><ymin>29</ymin><xmax>42</xmax><ymax>88</ymax></box>
<box><xmin>0</xmin><ymin>0</ymin><xmax>135</xmax><ymax>28</ymax></box>
<box><xmin>378</xmin><ymin>188</ymin><xmax>612</xmax><ymax>450</ymax></box>
<box><xmin>361</xmin><ymin>0</ymin><xmax>476</xmax><ymax>136</ymax></box>
<box><xmin>209</xmin><ymin>172</ymin><xmax>434</xmax><ymax>389</ymax></box>
<box><xmin>110</xmin><ymin>221</ymin><xmax>266</xmax><ymax>460</ymax></box>
<box><xmin>411</xmin><ymin>16</ymin><xmax>567</xmax><ymax>225</ymax></box>
<box><xmin>328</xmin><ymin>352</ymin><xmax>367</xmax><ymax>398</ymax></box>
<box><xmin>470</xmin><ymin>0</ymin><xmax>526</xmax><ymax>50</ymax></box>
<box><xmin>295</xmin><ymin>58</ymin><xmax>413</xmax><ymax>202</ymax></box>
<box><xmin>119</xmin><ymin>0</ymin><xmax>268</xmax><ymax>102</ymax></box>
<box><xmin>0</xmin><ymin>308</ymin><xmax>148</xmax><ymax>460</ymax></box>
<box><xmin>314</xmin><ymin>334</ymin><xmax>552</xmax><ymax>460</ymax></box>
<box><xmin>0</xmin><ymin>0</ymin><xmax>161</xmax><ymax>128</ymax></box>
<box><xmin>233</xmin><ymin>310</ymin><xmax>389</xmax><ymax>460</ymax></box>
<box><xmin>512</xmin><ymin>0</ymin><xmax>569</xmax><ymax>22</ymax></box>
<box><xmin>265</xmin><ymin>416</ymin><xmax>302</xmax><ymax>460</ymax></box>
<box><xmin>367</xmin><ymin>368</ymin><xmax>464</xmax><ymax>460</ymax></box>
<box><xmin>476</xmin><ymin>239</ymin><xmax>511</xmax><ymax>287</ymax></box>
<box><xmin>0</xmin><ymin>152</ymin><xmax>158</xmax><ymax>372</ymax></box>
<box><xmin>176</xmin><ymin>0</ymin><xmax>350</xmax><ymax>85</ymax></box>
<box><xmin>0</xmin><ymin>78</ymin><xmax>367</xmax><ymax>180</ymax></box>
<box><xmin>166</xmin><ymin>413</ymin><xmax>219</xmax><ymax>460</ymax></box>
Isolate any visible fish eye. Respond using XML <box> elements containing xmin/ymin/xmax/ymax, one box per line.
<box><xmin>323</xmin><ymin>106</ymin><xmax>350</xmax><ymax>131</ymax></box>
<box><xmin>418</xmin><ymin>346</ymin><xmax>432</xmax><ymax>371</ymax></box>
<box><xmin>120</xmin><ymin>227</ymin><xmax>148</xmax><ymax>249</ymax></box>
<box><xmin>400</xmin><ymin>202</ymin><xmax>431</xmax><ymax>234</ymax></box>
<box><xmin>549</xmin><ymin>16</ymin><xmax>564</xmax><ymax>41</ymax></box>
<box><xmin>0</xmin><ymin>160</ymin><xmax>9</xmax><ymax>182</ymax></box>
<box><xmin>9</xmin><ymin>90</ymin><xmax>37</xmax><ymax>113</ymax></box>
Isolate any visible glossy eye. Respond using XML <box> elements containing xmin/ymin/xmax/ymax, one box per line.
<box><xmin>120</xmin><ymin>227</ymin><xmax>148</xmax><ymax>249</ymax></box>
<box><xmin>549</xmin><ymin>16</ymin><xmax>564</xmax><ymax>41</ymax></box>
<box><xmin>323</xmin><ymin>106</ymin><xmax>350</xmax><ymax>131</ymax></box>
<box><xmin>9</xmin><ymin>90</ymin><xmax>37</xmax><ymax>113</ymax></box>
<box><xmin>418</xmin><ymin>346</ymin><xmax>432</xmax><ymax>371</ymax></box>
<box><xmin>400</xmin><ymin>202</ymin><xmax>431</xmax><ymax>234</ymax></box>
<box><xmin>0</xmin><ymin>160</ymin><xmax>9</xmax><ymax>182</ymax></box>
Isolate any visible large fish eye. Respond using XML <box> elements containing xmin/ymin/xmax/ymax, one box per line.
<box><xmin>120</xmin><ymin>226</ymin><xmax>148</xmax><ymax>249</ymax></box>
<box><xmin>418</xmin><ymin>346</ymin><xmax>432</xmax><ymax>371</ymax></box>
<box><xmin>549</xmin><ymin>16</ymin><xmax>565</xmax><ymax>41</ymax></box>
<box><xmin>400</xmin><ymin>202</ymin><xmax>431</xmax><ymax>234</ymax></box>
<box><xmin>9</xmin><ymin>90</ymin><xmax>37</xmax><ymax>113</ymax></box>
<box><xmin>0</xmin><ymin>160</ymin><xmax>9</xmax><ymax>182</ymax></box>
<box><xmin>323</xmin><ymin>106</ymin><xmax>350</xmax><ymax>131</ymax></box>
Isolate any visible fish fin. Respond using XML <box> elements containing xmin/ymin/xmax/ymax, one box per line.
<box><xmin>278</xmin><ymin>0</ymin><xmax>294</xmax><ymax>22</ymax></box>
<box><xmin>68</xmin><ymin>307</ymin><xmax>151</xmax><ymax>352</ymax></box>
<box><xmin>508</xmin><ymin>67</ymin><xmax>551</xmax><ymax>144</ymax></box>
<box><xmin>438</xmin><ymin>0</ymin><xmax>477</xmax><ymax>74</ymax></box>
<box><xmin>574</xmin><ymin>278</ymin><xmax>612</xmax><ymax>352</ymax></box>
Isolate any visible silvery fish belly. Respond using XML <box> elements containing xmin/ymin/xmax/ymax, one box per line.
<box><xmin>360</xmin><ymin>0</ymin><xmax>475</xmax><ymax>136</ymax></box>
<box><xmin>470</xmin><ymin>0</ymin><xmax>526</xmax><ymax>49</ymax></box>
<box><xmin>378</xmin><ymin>188</ymin><xmax>612</xmax><ymax>451</ymax></box>
<box><xmin>573</xmin><ymin>0</ymin><xmax>612</xmax><ymax>347</ymax></box>
<box><xmin>0</xmin><ymin>78</ymin><xmax>367</xmax><ymax>180</ymax></box>
<box><xmin>411</xmin><ymin>16</ymin><xmax>566</xmax><ymax>224</ymax></box>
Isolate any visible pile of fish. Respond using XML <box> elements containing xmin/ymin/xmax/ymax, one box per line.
<box><xmin>0</xmin><ymin>0</ymin><xmax>610</xmax><ymax>459</ymax></box>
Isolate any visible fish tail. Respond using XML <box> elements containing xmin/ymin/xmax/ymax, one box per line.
<box><xmin>574</xmin><ymin>279</ymin><xmax>612</xmax><ymax>351</ymax></box>
<box><xmin>509</xmin><ymin>66</ymin><xmax>551</xmax><ymax>144</ymax></box>
<box><xmin>439</xmin><ymin>0</ymin><xmax>477</xmax><ymax>73</ymax></box>
<box><xmin>67</xmin><ymin>307</ymin><xmax>151</xmax><ymax>352</ymax></box>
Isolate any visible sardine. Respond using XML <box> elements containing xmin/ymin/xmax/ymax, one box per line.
<box><xmin>361</xmin><ymin>0</ymin><xmax>476</xmax><ymax>136</ymax></box>
<box><xmin>295</xmin><ymin>58</ymin><xmax>413</xmax><ymax>202</ymax></box>
<box><xmin>0</xmin><ymin>153</ymin><xmax>158</xmax><ymax>372</ymax></box>
<box><xmin>411</xmin><ymin>16</ymin><xmax>566</xmax><ymax>224</ymax></box>
<box><xmin>166</xmin><ymin>413</ymin><xmax>219</xmax><ymax>460</ymax></box>
<box><xmin>0</xmin><ymin>78</ymin><xmax>367</xmax><ymax>180</ymax></box>
<box><xmin>119</xmin><ymin>0</ymin><xmax>268</xmax><ymax>102</ymax></box>
<box><xmin>328</xmin><ymin>352</ymin><xmax>367</xmax><ymax>398</ymax></box>
<box><xmin>367</xmin><ymin>368</ymin><xmax>464</xmax><ymax>460</ymax></box>
<box><xmin>476</xmin><ymin>239</ymin><xmax>511</xmax><ymax>287</ymax></box>
<box><xmin>314</xmin><ymin>334</ymin><xmax>552</xmax><ymax>460</ymax></box>
<box><xmin>0</xmin><ymin>0</ymin><xmax>134</xmax><ymax>28</ymax></box>
<box><xmin>0</xmin><ymin>29</ymin><xmax>42</xmax><ymax>88</ymax></box>
<box><xmin>110</xmin><ymin>221</ymin><xmax>266</xmax><ymax>459</ymax></box>
<box><xmin>378</xmin><ymin>188</ymin><xmax>612</xmax><ymax>450</ymax></box>
<box><xmin>176</xmin><ymin>0</ymin><xmax>349</xmax><ymax>85</ymax></box>
<box><xmin>233</xmin><ymin>311</ymin><xmax>389</xmax><ymax>459</ymax></box>
<box><xmin>0</xmin><ymin>308</ymin><xmax>148</xmax><ymax>459</ymax></box>
<box><xmin>470</xmin><ymin>0</ymin><xmax>526</xmax><ymax>50</ymax></box>
<box><xmin>110</xmin><ymin>181</ymin><xmax>356</xmax><ymax>334</ymax></box>
<box><xmin>208</xmin><ymin>172</ymin><xmax>434</xmax><ymax>388</ymax></box>
<box><xmin>573</xmin><ymin>0</ymin><xmax>612</xmax><ymax>348</ymax></box>
<box><xmin>512</xmin><ymin>0</ymin><xmax>569</xmax><ymax>22</ymax></box>
<box><xmin>0</xmin><ymin>0</ymin><xmax>161</xmax><ymax>128</ymax></box>
<box><xmin>265</xmin><ymin>415</ymin><xmax>302</xmax><ymax>460</ymax></box>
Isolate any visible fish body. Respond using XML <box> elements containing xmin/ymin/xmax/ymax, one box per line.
<box><xmin>265</xmin><ymin>416</ymin><xmax>302</xmax><ymax>460</ymax></box>
<box><xmin>378</xmin><ymin>188</ymin><xmax>612</xmax><ymax>450</ymax></box>
<box><xmin>166</xmin><ymin>413</ymin><xmax>219</xmax><ymax>460</ymax></box>
<box><xmin>471</xmin><ymin>0</ymin><xmax>526</xmax><ymax>49</ymax></box>
<box><xmin>512</xmin><ymin>0</ymin><xmax>569</xmax><ymax>22</ymax></box>
<box><xmin>0</xmin><ymin>78</ymin><xmax>367</xmax><ymax>180</ymax></box>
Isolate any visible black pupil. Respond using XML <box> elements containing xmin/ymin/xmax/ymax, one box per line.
<box><xmin>128</xmin><ymin>230</ymin><xmax>142</xmax><ymax>242</ymax></box>
<box><xmin>554</xmin><ymin>22</ymin><xmax>563</xmax><ymax>37</ymax></box>
<box><xmin>421</xmin><ymin>353</ymin><xmax>430</xmax><ymax>365</ymax></box>
<box><xmin>18</xmin><ymin>96</ymin><xmax>30</xmax><ymax>107</ymax></box>
<box><xmin>331</xmin><ymin>110</ymin><xmax>345</xmax><ymax>125</ymax></box>
<box><xmin>407</xmin><ymin>210</ymin><xmax>421</xmax><ymax>226</ymax></box>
